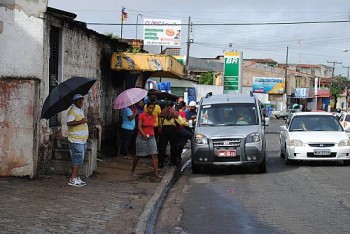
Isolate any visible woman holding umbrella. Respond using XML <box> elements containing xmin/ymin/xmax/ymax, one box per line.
<box><xmin>114</xmin><ymin>88</ymin><xmax>149</xmax><ymax>159</ymax></box>
<box><xmin>131</xmin><ymin>102</ymin><xmax>162</xmax><ymax>179</ymax></box>
<box><xmin>120</xmin><ymin>105</ymin><xmax>138</xmax><ymax>159</ymax></box>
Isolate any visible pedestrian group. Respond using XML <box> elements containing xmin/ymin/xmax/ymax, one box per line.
<box><xmin>66</xmin><ymin>93</ymin><xmax>197</xmax><ymax>187</ymax></box>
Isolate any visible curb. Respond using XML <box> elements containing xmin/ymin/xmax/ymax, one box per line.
<box><xmin>135</xmin><ymin>149</ymin><xmax>192</xmax><ymax>234</ymax></box>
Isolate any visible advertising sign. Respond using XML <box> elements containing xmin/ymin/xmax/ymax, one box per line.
<box><xmin>252</xmin><ymin>77</ymin><xmax>285</xmax><ymax>94</ymax></box>
<box><xmin>143</xmin><ymin>19</ymin><xmax>181</xmax><ymax>46</ymax></box>
<box><xmin>294</xmin><ymin>88</ymin><xmax>310</xmax><ymax>98</ymax></box>
<box><xmin>223</xmin><ymin>51</ymin><xmax>242</xmax><ymax>94</ymax></box>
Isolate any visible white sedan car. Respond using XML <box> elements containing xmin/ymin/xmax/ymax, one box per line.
<box><xmin>338</xmin><ymin>112</ymin><xmax>350</xmax><ymax>138</ymax></box>
<box><xmin>280</xmin><ymin>112</ymin><xmax>350</xmax><ymax>165</ymax></box>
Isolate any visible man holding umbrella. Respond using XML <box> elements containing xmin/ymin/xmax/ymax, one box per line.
<box><xmin>66</xmin><ymin>94</ymin><xmax>89</xmax><ymax>187</ymax></box>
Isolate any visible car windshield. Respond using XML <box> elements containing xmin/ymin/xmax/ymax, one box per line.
<box><xmin>198</xmin><ymin>103</ymin><xmax>259</xmax><ymax>126</ymax></box>
<box><xmin>289</xmin><ymin>115</ymin><xmax>343</xmax><ymax>132</ymax></box>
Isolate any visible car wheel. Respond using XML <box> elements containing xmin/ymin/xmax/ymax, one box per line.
<box><xmin>344</xmin><ymin>160</ymin><xmax>350</xmax><ymax>166</ymax></box>
<box><xmin>257</xmin><ymin>157</ymin><xmax>267</xmax><ymax>173</ymax></box>
<box><xmin>275</xmin><ymin>115</ymin><xmax>280</xmax><ymax>119</ymax></box>
<box><xmin>191</xmin><ymin>160</ymin><xmax>201</xmax><ymax>174</ymax></box>
<box><xmin>280</xmin><ymin>147</ymin><xmax>285</xmax><ymax>158</ymax></box>
<box><xmin>285</xmin><ymin>147</ymin><xmax>292</xmax><ymax>165</ymax></box>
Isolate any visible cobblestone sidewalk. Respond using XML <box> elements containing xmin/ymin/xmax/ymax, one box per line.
<box><xmin>0</xmin><ymin>155</ymin><xmax>168</xmax><ymax>234</ymax></box>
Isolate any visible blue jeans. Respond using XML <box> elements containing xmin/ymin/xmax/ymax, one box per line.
<box><xmin>121</xmin><ymin>128</ymin><xmax>134</xmax><ymax>156</ymax></box>
<box><xmin>68</xmin><ymin>142</ymin><xmax>87</xmax><ymax>166</ymax></box>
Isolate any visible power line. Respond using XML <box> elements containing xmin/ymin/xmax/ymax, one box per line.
<box><xmin>86</xmin><ymin>19</ymin><xmax>350</xmax><ymax>26</ymax></box>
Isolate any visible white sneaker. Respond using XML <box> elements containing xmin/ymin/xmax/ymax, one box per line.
<box><xmin>77</xmin><ymin>177</ymin><xmax>86</xmax><ymax>185</ymax></box>
<box><xmin>68</xmin><ymin>178</ymin><xmax>84</xmax><ymax>187</ymax></box>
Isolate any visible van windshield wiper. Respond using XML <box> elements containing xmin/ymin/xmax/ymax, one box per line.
<box><xmin>217</xmin><ymin>123</ymin><xmax>236</xmax><ymax>126</ymax></box>
<box><xmin>199</xmin><ymin>123</ymin><xmax>216</xmax><ymax>126</ymax></box>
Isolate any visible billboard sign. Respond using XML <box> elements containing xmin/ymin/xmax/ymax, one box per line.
<box><xmin>252</xmin><ymin>77</ymin><xmax>285</xmax><ymax>94</ymax></box>
<box><xmin>143</xmin><ymin>19</ymin><xmax>181</xmax><ymax>46</ymax></box>
<box><xmin>223</xmin><ymin>51</ymin><xmax>242</xmax><ymax>94</ymax></box>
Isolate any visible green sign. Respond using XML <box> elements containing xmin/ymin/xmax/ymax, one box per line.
<box><xmin>223</xmin><ymin>52</ymin><xmax>241</xmax><ymax>94</ymax></box>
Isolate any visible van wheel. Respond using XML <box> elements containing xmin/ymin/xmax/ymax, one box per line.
<box><xmin>191</xmin><ymin>161</ymin><xmax>201</xmax><ymax>174</ymax></box>
<box><xmin>257</xmin><ymin>157</ymin><xmax>266</xmax><ymax>173</ymax></box>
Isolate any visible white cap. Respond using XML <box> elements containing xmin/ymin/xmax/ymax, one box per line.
<box><xmin>73</xmin><ymin>94</ymin><xmax>84</xmax><ymax>101</ymax></box>
<box><xmin>189</xmin><ymin>101</ymin><xmax>197</xmax><ymax>107</ymax></box>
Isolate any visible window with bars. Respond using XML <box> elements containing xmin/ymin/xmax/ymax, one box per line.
<box><xmin>49</xmin><ymin>26</ymin><xmax>60</xmax><ymax>127</ymax></box>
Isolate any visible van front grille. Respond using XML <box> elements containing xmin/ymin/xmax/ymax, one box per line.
<box><xmin>213</xmin><ymin>138</ymin><xmax>241</xmax><ymax>147</ymax></box>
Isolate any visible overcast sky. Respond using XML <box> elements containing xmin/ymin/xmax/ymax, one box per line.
<box><xmin>48</xmin><ymin>0</ymin><xmax>350</xmax><ymax>76</ymax></box>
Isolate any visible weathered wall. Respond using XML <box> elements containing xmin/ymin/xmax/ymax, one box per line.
<box><xmin>0</xmin><ymin>79</ymin><xmax>39</xmax><ymax>177</ymax></box>
<box><xmin>0</xmin><ymin>1</ymin><xmax>46</xmax><ymax>177</ymax></box>
<box><xmin>0</xmin><ymin>1</ymin><xmax>46</xmax><ymax>78</ymax></box>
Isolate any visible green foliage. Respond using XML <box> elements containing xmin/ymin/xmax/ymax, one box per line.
<box><xmin>126</xmin><ymin>46</ymin><xmax>142</xmax><ymax>53</ymax></box>
<box><xmin>199</xmin><ymin>71</ymin><xmax>214</xmax><ymax>85</ymax></box>
<box><xmin>331</xmin><ymin>76</ymin><xmax>350</xmax><ymax>97</ymax></box>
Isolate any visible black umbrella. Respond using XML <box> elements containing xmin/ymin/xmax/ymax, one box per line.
<box><xmin>148</xmin><ymin>89</ymin><xmax>178</xmax><ymax>101</ymax></box>
<box><xmin>41</xmin><ymin>77</ymin><xmax>97</xmax><ymax>119</ymax></box>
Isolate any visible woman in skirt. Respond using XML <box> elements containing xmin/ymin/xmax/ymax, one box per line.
<box><xmin>131</xmin><ymin>102</ymin><xmax>162</xmax><ymax>179</ymax></box>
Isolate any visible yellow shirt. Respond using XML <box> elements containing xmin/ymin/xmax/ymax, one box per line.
<box><xmin>160</xmin><ymin>115</ymin><xmax>189</xmax><ymax>127</ymax></box>
<box><xmin>67</xmin><ymin>105</ymin><xmax>89</xmax><ymax>144</ymax></box>
<box><xmin>144</xmin><ymin>104</ymin><xmax>161</xmax><ymax>127</ymax></box>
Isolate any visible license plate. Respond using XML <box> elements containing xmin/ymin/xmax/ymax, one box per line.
<box><xmin>314</xmin><ymin>149</ymin><xmax>331</xmax><ymax>155</ymax></box>
<box><xmin>218</xmin><ymin>150</ymin><xmax>236</xmax><ymax>157</ymax></box>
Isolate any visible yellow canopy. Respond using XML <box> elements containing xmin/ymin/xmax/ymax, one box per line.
<box><xmin>111</xmin><ymin>52</ymin><xmax>184</xmax><ymax>79</ymax></box>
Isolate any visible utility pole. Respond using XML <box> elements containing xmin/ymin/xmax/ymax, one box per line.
<box><xmin>284</xmin><ymin>46</ymin><xmax>289</xmax><ymax>109</ymax></box>
<box><xmin>328</xmin><ymin>61</ymin><xmax>342</xmax><ymax>78</ymax></box>
<box><xmin>327</xmin><ymin>61</ymin><xmax>342</xmax><ymax>111</ymax></box>
<box><xmin>185</xmin><ymin>16</ymin><xmax>191</xmax><ymax>78</ymax></box>
<box><xmin>344</xmin><ymin>65</ymin><xmax>350</xmax><ymax>111</ymax></box>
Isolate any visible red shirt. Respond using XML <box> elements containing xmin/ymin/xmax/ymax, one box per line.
<box><xmin>179</xmin><ymin>110</ymin><xmax>187</xmax><ymax>129</ymax></box>
<box><xmin>138</xmin><ymin>112</ymin><xmax>155</xmax><ymax>135</ymax></box>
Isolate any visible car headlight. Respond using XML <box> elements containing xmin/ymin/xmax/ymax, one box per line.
<box><xmin>338</xmin><ymin>139</ymin><xmax>350</xmax><ymax>147</ymax></box>
<box><xmin>288</xmin><ymin>139</ymin><xmax>303</xmax><ymax>146</ymax></box>
<box><xmin>195</xmin><ymin>134</ymin><xmax>208</xmax><ymax>144</ymax></box>
<box><xmin>246</xmin><ymin>132</ymin><xmax>261</xmax><ymax>143</ymax></box>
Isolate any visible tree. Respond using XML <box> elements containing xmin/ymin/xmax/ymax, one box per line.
<box><xmin>330</xmin><ymin>76</ymin><xmax>350</xmax><ymax>110</ymax></box>
<box><xmin>199</xmin><ymin>71</ymin><xmax>214</xmax><ymax>85</ymax></box>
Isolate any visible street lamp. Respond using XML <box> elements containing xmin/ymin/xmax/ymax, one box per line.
<box><xmin>136</xmin><ymin>14</ymin><xmax>142</xmax><ymax>39</ymax></box>
<box><xmin>342</xmin><ymin>49</ymin><xmax>350</xmax><ymax>52</ymax></box>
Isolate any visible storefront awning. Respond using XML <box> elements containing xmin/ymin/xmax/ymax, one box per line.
<box><xmin>111</xmin><ymin>53</ymin><xmax>184</xmax><ymax>79</ymax></box>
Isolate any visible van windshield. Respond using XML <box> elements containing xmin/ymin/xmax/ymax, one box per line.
<box><xmin>198</xmin><ymin>103</ymin><xmax>259</xmax><ymax>126</ymax></box>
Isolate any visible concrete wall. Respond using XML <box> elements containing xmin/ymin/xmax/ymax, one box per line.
<box><xmin>0</xmin><ymin>0</ymin><xmax>47</xmax><ymax>177</ymax></box>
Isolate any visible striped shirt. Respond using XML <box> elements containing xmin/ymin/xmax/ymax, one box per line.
<box><xmin>67</xmin><ymin>105</ymin><xmax>89</xmax><ymax>144</ymax></box>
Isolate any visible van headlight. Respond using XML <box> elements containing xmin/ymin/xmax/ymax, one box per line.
<box><xmin>195</xmin><ymin>134</ymin><xmax>208</xmax><ymax>144</ymax></box>
<box><xmin>338</xmin><ymin>139</ymin><xmax>350</xmax><ymax>147</ymax></box>
<box><xmin>246</xmin><ymin>132</ymin><xmax>261</xmax><ymax>143</ymax></box>
<box><xmin>289</xmin><ymin>139</ymin><xmax>303</xmax><ymax>147</ymax></box>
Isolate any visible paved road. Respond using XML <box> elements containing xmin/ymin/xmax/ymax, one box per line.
<box><xmin>156</xmin><ymin>119</ymin><xmax>350</xmax><ymax>234</ymax></box>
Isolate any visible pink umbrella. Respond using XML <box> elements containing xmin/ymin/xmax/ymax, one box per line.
<box><xmin>113</xmin><ymin>88</ymin><xmax>148</xmax><ymax>109</ymax></box>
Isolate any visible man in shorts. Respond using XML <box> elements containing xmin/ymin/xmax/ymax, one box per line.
<box><xmin>66</xmin><ymin>94</ymin><xmax>89</xmax><ymax>187</ymax></box>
